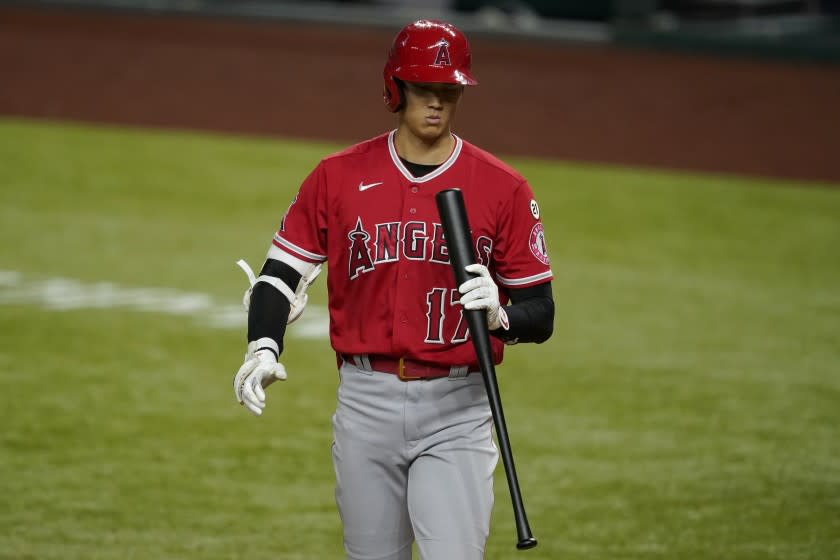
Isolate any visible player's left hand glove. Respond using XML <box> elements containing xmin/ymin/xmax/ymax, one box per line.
<box><xmin>233</xmin><ymin>340</ymin><xmax>287</xmax><ymax>416</ymax></box>
<box><xmin>458</xmin><ymin>263</ymin><xmax>509</xmax><ymax>331</ymax></box>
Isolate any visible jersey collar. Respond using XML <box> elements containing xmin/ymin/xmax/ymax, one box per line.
<box><xmin>388</xmin><ymin>129</ymin><xmax>463</xmax><ymax>184</ymax></box>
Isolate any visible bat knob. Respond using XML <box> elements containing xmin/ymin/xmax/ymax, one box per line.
<box><xmin>516</xmin><ymin>537</ymin><xmax>538</xmax><ymax>550</ymax></box>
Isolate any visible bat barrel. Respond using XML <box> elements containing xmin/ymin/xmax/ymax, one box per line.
<box><xmin>435</xmin><ymin>188</ymin><xmax>476</xmax><ymax>286</ymax></box>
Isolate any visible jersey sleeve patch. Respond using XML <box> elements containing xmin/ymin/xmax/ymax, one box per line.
<box><xmin>528</xmin><ymin>223</ymin><xmax>550</xmax><ymax>265</ymax></box>
<box><xmin>529</xmin><ymin>199</ymin><xmax>540</xmax><ymax>219</ymax></box>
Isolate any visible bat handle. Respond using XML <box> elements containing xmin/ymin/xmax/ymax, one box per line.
<box><xmin>479</xmin><ymin>349</ymin><xmax>537</xmax><ymax>550</ymax></box>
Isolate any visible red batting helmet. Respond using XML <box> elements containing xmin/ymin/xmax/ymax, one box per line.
<box><xmin>383</xmin><ymin>20</ymin><xmax>478</xmax><ymax>112</ymax></box>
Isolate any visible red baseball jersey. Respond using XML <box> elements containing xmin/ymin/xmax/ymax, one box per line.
<box><xmin>271</xmin><ymin>131</ymin><xmax>553</xmax><ymax>367</ymax></box>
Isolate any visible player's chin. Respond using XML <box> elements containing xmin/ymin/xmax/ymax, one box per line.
<box><xmin>418</xmin><ymin>119</ymin><xmax>449</xmax><ymax>138</ymax></box>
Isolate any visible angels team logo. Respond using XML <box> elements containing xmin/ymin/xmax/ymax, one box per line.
<box><xmin>346</xmin><ymin>217</ymin><xmax>493</xmax><ymax>280</ymax></box>
<box><xmin>433</xmin><ymin>40</ymin><xmax>451</xmax><ymax>66</ymax></box>
<box><xmin>529</xmin><ymin>223</ymin><xmax>550</xmax><ymax>265</ymax></box>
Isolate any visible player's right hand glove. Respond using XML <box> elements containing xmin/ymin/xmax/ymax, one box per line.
<box><xmin>458</xmin><ymin>263</ymin><xmax>509</xmax><ymax>331</ymax></box>
<box><xmin>233</xmin><ymin>340</ymin><xmax>287</xmax><ymax>416</ymax></box>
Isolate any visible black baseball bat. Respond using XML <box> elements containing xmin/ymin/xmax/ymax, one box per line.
<box><xmin>435</xmin><ymin>188</ymin><xmax>538</xmax><ymax>551</ymax></box>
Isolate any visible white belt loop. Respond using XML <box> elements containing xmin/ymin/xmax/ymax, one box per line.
<box><xmin>352</xmin><ymin>354</ymin><xmax>373</xmax><ymax>372</ymax></box>
<box><xmin>448</xmin><ymin>365</ymin><xmax>469</xmax><ymax>379</ymax></box>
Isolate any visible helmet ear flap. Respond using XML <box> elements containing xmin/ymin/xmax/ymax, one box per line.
<box><xmin>383</xmin><ymin>76</ymin><xmax>403</xmax><ymax>112</ymax></box>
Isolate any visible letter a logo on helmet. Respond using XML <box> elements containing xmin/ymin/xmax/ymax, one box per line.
<box><xmin>382</xmin><ymin>20</ymin><xmax>478</xmax><ymax>112</ymax></box>
<box><xmin>433</xmin><ymin>41</ymin><xmax>451</xmax><ymax>66</ymax></box>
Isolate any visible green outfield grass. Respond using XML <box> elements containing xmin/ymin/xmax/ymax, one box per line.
<box><xmin>1</xmin><ymin>117</ymin><xmax>838</xmax><ymax>560</ymax></box>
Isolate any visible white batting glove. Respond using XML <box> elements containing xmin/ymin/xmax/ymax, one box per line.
<box><xmin>458</xmin><ymin>263</ymin><xmax>509</xmax><ymax>331</ymax></box>
<box><xmin>233</xmin><ymin>339</ymin><xmax>287</xmax><ymax>416</ymax></box>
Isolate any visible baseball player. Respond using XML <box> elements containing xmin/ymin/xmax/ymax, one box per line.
<box><xmin>233</xmin><ymin>19</ymin><xmax>554</xmax><ymax>560</ymax></box>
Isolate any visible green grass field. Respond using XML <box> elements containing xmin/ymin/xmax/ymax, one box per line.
<box><xmin>1</xmin><ymin>117</ymin><xmax>839</xmax><ymax>560</ymax></box>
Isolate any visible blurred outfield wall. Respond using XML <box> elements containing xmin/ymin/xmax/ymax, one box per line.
<box><xmin>1</xmin><ymin>0</ymin><xmax>838</xmax><ymax>182</ymax></box>
<box><xmin>3</xmin><ymin>0</ymin><xmax>839</xmax><ymax>60</ymax></box>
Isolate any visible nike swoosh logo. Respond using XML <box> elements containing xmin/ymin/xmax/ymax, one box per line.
<box><xmin>358</xmin><ymin>181</ymin><xmax>384</xmax><ymax>192</ymax></box>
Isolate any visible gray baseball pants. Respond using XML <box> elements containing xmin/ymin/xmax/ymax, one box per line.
<box><xmin>332</xmin><ymin>361</ymin><xmax>498</xmax><ymax>560</ymax></box>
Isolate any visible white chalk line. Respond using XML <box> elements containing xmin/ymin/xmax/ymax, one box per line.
<box><xmin>0</xmin><ymin>270</ymin><xmax>329</xmax><ymax>338</ymax></box>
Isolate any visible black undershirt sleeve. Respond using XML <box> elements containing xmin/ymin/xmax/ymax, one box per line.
<box><xmin>246</xmin><ymin>259</ymin><xmax>303</xmax><ymax>357</ymax></box>
<box><xmin>491</xmin><ymin>281</ymin><xmax>554</xmax><ymax>344</ymax></box>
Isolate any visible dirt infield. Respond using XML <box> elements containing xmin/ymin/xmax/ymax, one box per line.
<box><xmin>2</xmin><ymin>6</ymin><xmax>838</xmax><ymax>183</ymax></box>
